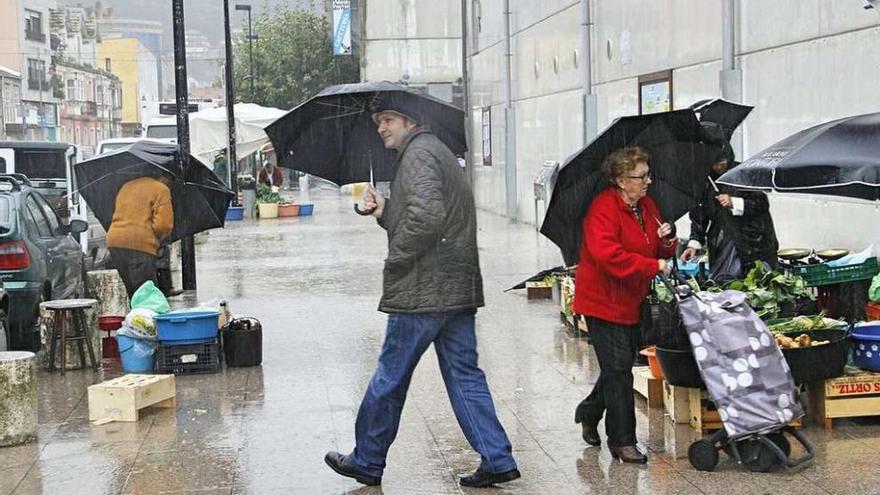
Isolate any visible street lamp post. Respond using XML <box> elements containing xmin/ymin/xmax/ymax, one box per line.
<box><xmin>234</xmin><ymin>4</ymin><xmax>256</xmax><ymax>101</ymax></box>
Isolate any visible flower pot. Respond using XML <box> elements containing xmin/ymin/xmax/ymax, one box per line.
<box><xmin>640</xmin><ymin>346</ymin><xmax>664</xmax><ymax>380</ymax></box>
<box><xmin>278</xmin><ymin>203</ymin><xmax>300</xmax><ymax>217</ymax></box>
<box><xmin>257</xmin><ymin>203</ymin><xmax>278</xmax><ymax>219</ymax></box>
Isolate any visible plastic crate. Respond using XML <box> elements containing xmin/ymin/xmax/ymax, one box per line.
<box><xmin>792</xmin><ymin>257</ymin><xmax>879</xmax><ymax>286</ymax></box>
<box><xmin>155</xmin><ymin>340</ymin><xmax>221</xmax><ymax>375</ymax></box>
<box><xmin>869</xmin><ymin>302</ymin><xmax>880</xmax><ymax>322</ymax></box>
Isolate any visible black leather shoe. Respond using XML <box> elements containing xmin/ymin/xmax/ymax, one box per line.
<box><xmin>581</xmin><ymin>422</ymin><xmax>601</xmax><ymax>446</ymax></box>
<box><xmin>459</xmin><ymin>468</ymin><xmax>521</xmax><ymax>487</ymax></box>
<box><xmin>324</xmin><ymin>451</ymin><xmax>381</xmax><ymax>486</ymax></box>
<box><xmin>610</xmin><ymin>445</ymin><xmax>648</xmax><ymax>464</ymax></box>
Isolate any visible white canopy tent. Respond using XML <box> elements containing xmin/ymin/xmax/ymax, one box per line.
<box><xmin>189</xmin><ymin>103</ymin><xmax>287</xmax><ymax>169</ymax></box>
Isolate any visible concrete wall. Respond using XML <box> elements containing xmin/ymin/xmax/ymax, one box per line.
<box><xmin>362</xmin><ymin>0</ymin><xmax>463</xmax><ymax>84</ymax></box>
<box><xmin>464</xmin><ymin>0</ymin><xmax>880</xmax><ymax>257</ymax></box>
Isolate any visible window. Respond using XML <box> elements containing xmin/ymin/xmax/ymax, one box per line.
<box><xmin>25</xmin><ymin>9</ymin><xmax>45</xmax><ymax>42</ymax></box>
<box><xmin>33</xmin><ymin>194</ymin><xmax>60</xmax><ymax>234</ymax></box>
<box><xmin>638</xmin><ymin>70</ymin><xmax>673</xmax><ymax>115</ymax></box>
<box><xmin>66</xmin><ymin>79</ymin><xmax>77</xmax><ymax>100</ymax></box>
<box><xmin>27</xmin><ymin>59</ymin><xmax>47</xmax><ymax>91</ymax></box>
<box><xmin>481</xmin><ymin>107</ymin><xmax>492</xmax><ymax>166</ymax></box>
<box><xmin>104</xmin><ymin>58</ymin><xmax>111</xmax><ymax>72</ymax></box>
<box><xmin>24</xmin><ymin>196</ymin><xmax>52</xmax><ymax>238</ymax></box>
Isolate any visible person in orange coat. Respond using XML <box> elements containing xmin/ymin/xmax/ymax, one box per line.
<box><xmin>106</xmin><ymin>175</ymin><xmax>174</xmax><ymax>297</ymax></box>
<box><xmin>572</xmin><ymin>146</ymin><xmax>677</xmax><ymax>464</ymax></box>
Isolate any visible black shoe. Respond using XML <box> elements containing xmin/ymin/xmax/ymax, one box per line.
<box><xmin>610</xmin><ymin>445</ymin><xmax>648</xmax><ymax>464</ymax></box>
<box><xmin>459</xmin><ymin>468</ymin><xmax>521</xmax><ymax>487</ymax></box>
<box><xmin>324</xmin><ymin>451</ymin><xmax>381</xmax><ymax>486</ymax></box>
<box><xmin>581</xmin><ymin>422</ymin><xmax>601</xmax><ymax>447</ymax></box>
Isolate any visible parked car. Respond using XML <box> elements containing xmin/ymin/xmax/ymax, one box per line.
<box><xmin>0</xmin><ymin>175</ymin><xmax>88</xmax><ymax>351</ymax></box>
<box><xmin>0</xmin><ymin>285</ymin><xmax>10</xmax><ymax>352</ymax></box>
<box><xmin>0</xmin><ymin>141</ymin><xmax>109</xmax><ymax>272</ymax></box>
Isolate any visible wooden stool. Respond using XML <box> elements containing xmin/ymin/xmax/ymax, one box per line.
<box><xmin>42</xmin><ymin>298</ymin><xmax>99</xmax><ymax>374</ymax></box>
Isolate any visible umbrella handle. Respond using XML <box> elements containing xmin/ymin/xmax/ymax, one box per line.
<box><xmin>354</xmin><ymin>204</ymin><xmax>377</xmax><ymax>216</ymax></box>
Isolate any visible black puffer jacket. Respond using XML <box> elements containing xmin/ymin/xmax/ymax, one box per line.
<box><xmin>689</xmin><ymin>174</ymin><xmax>779</xmax><ymax>278</ymax></box>
<box><xmin>377</xmin><ymin>130</ymin><xmax>484</xmax><ymax>313</ymax></box>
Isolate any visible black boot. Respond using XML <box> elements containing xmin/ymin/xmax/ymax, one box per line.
<box><xmin>610</xmin><ymin>445</ymin><xmax>648</xmax><ymax>464</ymax></box>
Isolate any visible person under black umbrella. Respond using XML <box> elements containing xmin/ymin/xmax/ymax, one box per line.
<box><xmin>679</xmin><ymin>125</ymin><xmax>779</xmax><ymax>284</ymax></box>
<box><xmin>106</xmin><ymin>172</ymin><xmax>174</xmax><ymax>297</ymax></box>
<box><xmin>324</xmin><ymin>102</ymin><xmax>520</xmax><ymax>488</ymax></box>
<box><xmin>572</xmin><ymin>146</ymin><xmax>677</xmax><ymax>464</ymax></box>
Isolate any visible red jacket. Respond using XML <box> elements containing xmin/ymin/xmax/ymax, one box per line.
<box><xmin>573</xmin><ymin>187</ymin><xmax>678</xmax><ymax>325</ymax></box>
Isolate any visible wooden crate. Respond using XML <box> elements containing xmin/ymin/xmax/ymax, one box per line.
<box><xmin>88</xmin><ymin>374</ymin><xmax>176</xmax><ymax>423</ymax></box>
<box><xmin>526</xmin><ymin>281</ymin><xmax>552</xmax><ymax>299</ymax></box>
<box><xmin>663</xmin><ymin>382</ymin><xmax>691</xmax><ymax>424</ymax></box>
<box><xmin>632</xmin><ymin>367</ymin><xmax>663</xmax><ymax>409</ymax></box>
<box><xmin>807</xmin><ymin>367</ymin><xmax>880</xmax><ymax>430</ymax></box>
<box><xmin>688</xmin><ymin>387</ymin><xmax>801</xmax><ymax>433</ymax></box>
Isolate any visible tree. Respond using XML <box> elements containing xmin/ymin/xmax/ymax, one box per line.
<box><xmin>233</xmin><ymin>7</ymin><xmax>359</xmax><ymax>109</ymax></box>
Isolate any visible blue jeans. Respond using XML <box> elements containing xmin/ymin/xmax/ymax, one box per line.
<box><xmin>348</xmin><ymin>310</ymin><xmax>517</xmax><ymax>477</ymax></box>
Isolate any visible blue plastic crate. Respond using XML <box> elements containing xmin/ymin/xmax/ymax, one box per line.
<box><xmin>156</xmin><ymin>310</ymin><xmax>219</xmax><ymax>344</ymax></box>
<box><xmin>225</xmin><ymin>206</ymin><xmax>244</xmax><ymax>221</ymax></box>
<box><xmin>299</xmin><ymin>203</ymin><xmax>314</xmax><ymax>216</ymax></box>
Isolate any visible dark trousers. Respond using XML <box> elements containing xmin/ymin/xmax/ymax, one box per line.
<box><xmin>109</xmin><ymin>248</ymin><xmax>158</xmax><ymax>297</ymax></box>
<box><xmin>574</xmin><ymin>317</ymin><xmax>640</xmax><ymax>447</ymax></box>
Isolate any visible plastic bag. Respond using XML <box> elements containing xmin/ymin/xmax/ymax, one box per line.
<box><xmin>130</xmin><ymin>281</ymin><xmax>170</xmax><ymax>314</ymax></box>
<box><xmin>118</xmin><ymin>308</ymin><xmax>158</xmax><ymax>340</ymax></box>
<box><xmin>827</xmin><ymin>244</ymin><xmax>874</xmax><ymax>267</ymax></box>
<box><xmin>871</xmin><ymin>273</ymin><xmax>880</xmax><ymax>303</ymax></box>
<box><xmin>131</xmin><ymin>337</ymin><xmax>158</xmax><ymax>358</ymax></box>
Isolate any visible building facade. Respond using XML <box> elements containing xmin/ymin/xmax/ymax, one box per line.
<box><xmin>0</xmin><ymin>66</ymin><xmax>23</xmax><ymax>139</ymax></box>
<box><xmin>360</xmin><ymin>0</ymin><xmax>464</xmax><ymax>105</ymax></box>
<box><xmin>360</xmin><ymin>1</ymin><xmax>880</xmax><ymax>256</ymax></box>
<box><xmin>97</xmin><ymin>37</ymin><xmax>158</xmax><ymax>137</ymax></box>
<box><xmin>16</xmin><ymin>0</ymin><xmax>60</xmax><ymax>141</ymax></box>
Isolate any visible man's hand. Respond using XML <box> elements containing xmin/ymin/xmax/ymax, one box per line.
<box><xmin>679</xmin><ymin>247</ymin><xmax>699</xmax><ymax>263</ymax></box>
<box><xmin>716</xmin><ymin>194</ymin><xmax>733</xmax><ymax>209</ymax></box>
<box><xmin>658</xmin><ymin>259</ymin><xmax>672</xmax><ymax>276</ymax></box>
<box><xmin>364</xmin><ymin>186</ymin><xmax>386</xmax><ymax>219</ymax></box>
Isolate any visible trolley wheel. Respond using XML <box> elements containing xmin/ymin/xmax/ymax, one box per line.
<box><xmin>745</xmin><ymin>442</ymin><xmax>777</xmax><ymax>473</ymax></box>
<box><xmin>767</xmin><ymin>432</ymin><xmax>791</xmax><ymax>458</ymax></box>
<box><xmin>688</xmin><ymin>440</ymin><xmax>719</xmax><ymax>472</ymax></box>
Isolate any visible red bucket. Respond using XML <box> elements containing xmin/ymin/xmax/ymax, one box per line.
<box><xmin>99</xmin><ymin>316</ymin><xmax>125</xmax><ymax>360</ymax></box>
<box><xmin>98</xmin><ymin>316</ymin><xmax>125</xmax><ymax>331</ymax></box>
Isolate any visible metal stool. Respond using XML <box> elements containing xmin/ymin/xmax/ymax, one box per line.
<box><xmin>42</xmin><ymin>298</ymin><xmax>99</xmax><ymax>374</ymax></box>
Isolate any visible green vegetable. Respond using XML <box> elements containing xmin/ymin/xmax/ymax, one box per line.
<box><xmin>725</xmin><ymin>264</ymin><xmax>813</xmax><ymax>319</ymax></box>
<box><xmin>768</xmin><ymin>314</ymin><xmax>846</xmax><ymax>334</ymax></box>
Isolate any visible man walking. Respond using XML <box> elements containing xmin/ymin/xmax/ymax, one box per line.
<box><xmin>324</xmin><ymin>103</ymin><xmax>520</xmax><ymax>488</ymax></box>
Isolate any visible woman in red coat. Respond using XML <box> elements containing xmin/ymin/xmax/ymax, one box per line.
<box><xmin>573</xmin><ymin>147</ymin><xmax>677</xmax><ymax>464</ymax></box>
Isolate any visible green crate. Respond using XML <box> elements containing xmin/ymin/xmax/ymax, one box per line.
<box><xmin>792</xmin><ymin>257</ymin><xmax>879</xmax><ymax>287</ymax></box>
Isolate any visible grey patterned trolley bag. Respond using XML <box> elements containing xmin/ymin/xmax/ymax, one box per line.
<box><xmin>672</xmin><ymin>285</ymin><xmax>815</xmax><ymax>472</ymax></box>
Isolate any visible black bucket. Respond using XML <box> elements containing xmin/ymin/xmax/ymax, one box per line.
<box><xmin>221</xmin><ymin>317</ymin><xmax>262</xmax><ymax>367</ymax></box>
<box><xmin>656</xmin><ymin>345</ymin><xmax>705</xmax><ymax>389</ymax></box>
<box><xmin>780</xmin><ymin>328</ymin><xmax>848</xmax><ymax>383</ymax></box>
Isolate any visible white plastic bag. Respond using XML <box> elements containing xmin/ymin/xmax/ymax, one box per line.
<box><xmin>119</xmin><ymin>308</ymin><xmax>158</xmax><ymax>340</ymax></box>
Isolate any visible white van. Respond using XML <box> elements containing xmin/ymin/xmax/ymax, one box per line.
<box><xmin>144</xmin><ymin>116</ymin><xmax>178</xmax><ymax>143</ymax></box>
<box><xmin>96</xmin><ymin>137</ymin><xmax>145</xmax><ymax>156</ymax></box>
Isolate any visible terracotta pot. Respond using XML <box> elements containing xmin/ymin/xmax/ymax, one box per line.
<box><xmin>640</xmin><ymin>346</ymin><xmax>664</xmax><ymax>380</ymax></box>
<box><xmin>277</xmin><ymin>203</ymin><xmax>300</xmax><ymax>217</ymax></box>
<box><xmin>257</xmin><ymin>203</ymin><xmax>279</xmax><ymax>219</ymax></box>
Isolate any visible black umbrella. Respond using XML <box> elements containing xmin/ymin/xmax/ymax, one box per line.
<box><xmin>540</xmin><ymin>110</ymin><xmax>720</xmax><ymax>266</ymax></box>
<box><xmin>74</xmin><ymin>140</ymin><xmax>234</xmax><ymax>243</ymax></box>
<box><xmin>690</xmin><ymin>98</ymin><xmax>753</xmax><ymax>141</ymax></box>
<box><xmin>264</xmin><ymin>81</ymin><xmax>467</xmax><ymax>187</ymax></box>
<box><xmin>717</xmin><ymin>112</ymin><xmax>880</xmax><ymax>201</ymax></box>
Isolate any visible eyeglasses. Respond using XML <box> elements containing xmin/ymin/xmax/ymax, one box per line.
<box><xmin>626</xmin><ymin>172</ymin><xmax>652</xmax><ymax>182</ymax></box>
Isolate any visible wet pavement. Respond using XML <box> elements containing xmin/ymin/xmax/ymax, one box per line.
<box><xmin>1</xmin><ymin>189</ymin><xmax>878</xmax><ymax>494</ymax></box>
